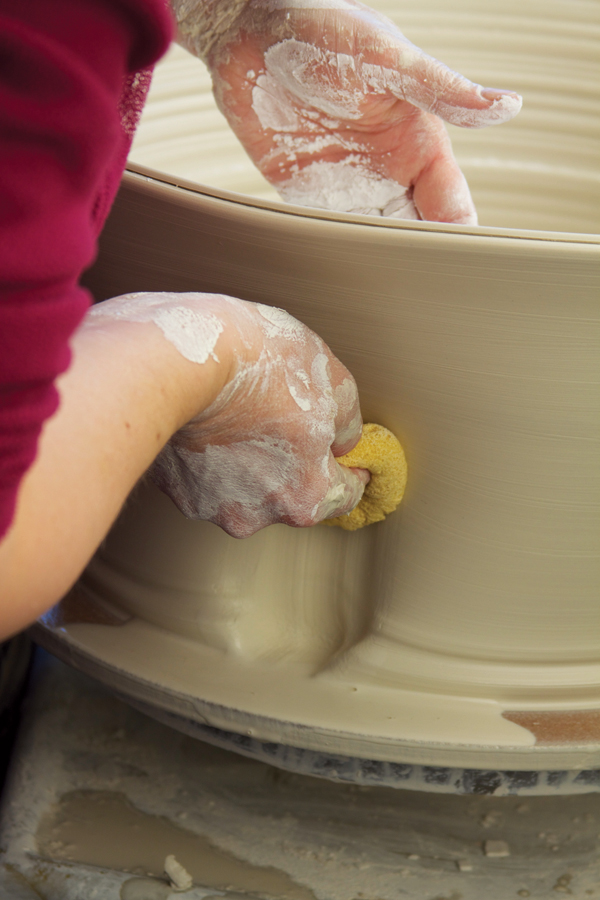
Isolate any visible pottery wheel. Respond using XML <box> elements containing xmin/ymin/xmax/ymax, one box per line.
<box><xmin>33</xmin><ymin>0</ymin><xmax>600</xmax><ymax>791</ymax></box>
<box><xmin>33</xmin><ymin>515</ymin><xmax>600</xmax><ymax>791</ymax></box>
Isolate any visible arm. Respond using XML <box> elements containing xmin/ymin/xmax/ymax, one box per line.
<box><xmin>0</xmin><ymin>317</ymin><xmax>218</xmax><ymax>639</ymax></box>
<box><xmin>0</xmin><ymin>4</ymin><xmax>365</xmax><ymax>640</ymax></box>
<box><xmin>0</xmin><ymin>292</ymin><xmax>367</xmax><ymax>641</ymax></box>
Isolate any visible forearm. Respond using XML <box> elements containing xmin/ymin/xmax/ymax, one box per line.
<box><xmin>0</xmin><ymin>289</ymin><xmax>367</xmax><ymax>638</ymax></box>
<box><xmin>0</xmin><ymin>316</ymin><xmax>230</xmax><ymax>640</ymax></box>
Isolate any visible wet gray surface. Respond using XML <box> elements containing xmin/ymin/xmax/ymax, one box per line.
<box><xmin>0</xmin><ymin>652</ymin><xmax>598</xmax><ymax>899</ymax></box>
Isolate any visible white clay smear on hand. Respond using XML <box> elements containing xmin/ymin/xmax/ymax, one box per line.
<box><xmin>89</xmin><ymin>293</ymin><xmax>224</xmax><ymax>365</ymax></box>
<box><xmin>256</xmin><ymin>39</ymin><xmax>522</xmax><ymax>131</ymax></box>
<box><xmin>279</xmin><ymin>160</ymin><xmax>419</xmax><ymax>217</ymax></box>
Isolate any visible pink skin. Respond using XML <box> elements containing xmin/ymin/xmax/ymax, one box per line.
<box><xmin>207</xmin><ymin>1</ymin><xmax>522</xmax><ymax>224</ymax></box>
<box><xmin>132</xmin><ymin>294</ymin><xmax>371</xmax><ymax>538</ymax></box>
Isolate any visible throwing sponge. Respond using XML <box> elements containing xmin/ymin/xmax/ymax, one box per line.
<box><xmin>324</xmin><ymin>423</ymin><xmax>407</xmax><ymax>531</ymax></box>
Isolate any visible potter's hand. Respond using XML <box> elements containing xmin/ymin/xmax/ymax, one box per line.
<box><xmin>90</xmin><ymin>292</ymin><xmax>368</xmax><ymax>538</ymax></box>
<box><xmin>173</xmin><ymin>0</ymin><xmax>521</xmax><ymax>224</ymax></box>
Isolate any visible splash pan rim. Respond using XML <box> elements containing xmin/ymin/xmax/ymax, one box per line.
<box><xmin>126</xmin><ymin>163</ymin><xmax>600</xmax><ymax>247</ymax></box>
<box><xmin>31</xmin><ymin>596</ymin><xmax>600</xmax><ymax>777</ymax></box>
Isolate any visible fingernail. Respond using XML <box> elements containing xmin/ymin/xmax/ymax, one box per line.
<box><xmin>480</xmin><ymin>88</ymin><xmax>520</xmax><ymax>102</ymax></box>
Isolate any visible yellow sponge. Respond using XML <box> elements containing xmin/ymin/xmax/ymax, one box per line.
<box><xmin>324</xmin><ymin>423</ymin><xmax>407</xmax><ymax>531</ymax></box>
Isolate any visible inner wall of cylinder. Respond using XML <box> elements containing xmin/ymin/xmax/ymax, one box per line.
<box><xmin>130</xmin><ymin>0</ymin><xmax>600</xmax><ymax>234</ymax></box>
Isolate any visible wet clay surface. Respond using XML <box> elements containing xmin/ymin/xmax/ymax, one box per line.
<box><xmin>2</xmin><ymin>656</ymin><xmax>598</xmax><ymax>900</ymax></box>
<box><xmin>37</xmin><ymin>790</ymin><xmax>315</xmax><ymax>899</ymax></box>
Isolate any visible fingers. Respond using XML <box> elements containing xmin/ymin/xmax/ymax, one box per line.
<box><xmin>413</xmin><ymin>153</ymin><xmax>478</xmax><ymax>225</ymax></box>
<box><xmin>152</xmin><ymin>435</ymin><xmax>302</xmax><ymax>539</ymax></box>
<box><xmin>330</xmin><ymin>371</ymin><xmax>363</xmax><ymax>456</ymax></box>
<box><xmin>385</xmin><ymin>44</ymin><xmax>522</xmax><ymax>129</ymax></box>
<box><xmin>312</xmin><ymin>456</ymin><xmax>368</xmax><ymax>523</ymax></box>
<box><xmin>277</xmin><ymin>160</ymin><xmax>420</xmax><ymax>219</ymax></box>
<box><xmin>307</xmin><ymin>357</ymin><xmax>368</xmax><ymax>524</ymax></box>
<box><xmin>322</xmin><ymin>359</ymin><xmax>368</xmax><ymax>521</ymax></box>
<box><xmin>255</xmin><ymin>23</ymin><xmax>522</xmax><ymax>131</ymax></box>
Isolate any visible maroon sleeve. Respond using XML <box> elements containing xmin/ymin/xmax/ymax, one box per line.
<box><xmin>0</xmin><ymin>0</ymin><xmax>172</xmax><ymax>538</ymax></box>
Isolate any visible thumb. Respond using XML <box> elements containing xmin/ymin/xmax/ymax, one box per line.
<box><xmin>312</xmin><ymin>458</ymin><xmax>369</xmax><ymax>523</ymax></box>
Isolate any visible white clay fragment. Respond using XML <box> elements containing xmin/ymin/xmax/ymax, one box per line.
<box><xmin>164</xmin><ymin>854</ymin><xmax>194</xmax><ymax>891</ymax></box>
<box><xmin>483</xmin><ymin>840</ymin><xmax>510</xmax><ymax>858</ymax></box>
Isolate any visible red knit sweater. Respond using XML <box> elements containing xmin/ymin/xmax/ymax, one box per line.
<box><xmin>0</xmin><ymin>0</ymin><xmax>172</xmax><ymax>538</ymax></box>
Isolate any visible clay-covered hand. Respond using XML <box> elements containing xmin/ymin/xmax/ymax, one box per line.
<box><xmin>90</xmin><ymin>292</ymin><xmax>368</xmax><ymax>538</ymax></box>
<box><xmin>173</xmin><ymin>0</ymin><xmax>522</xmax><ymax>224</ymax></box>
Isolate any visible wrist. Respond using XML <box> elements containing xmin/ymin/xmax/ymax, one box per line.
<box><xmin>79</xmin><ymin>313</ymin><xmax>235</xmax><ymax>439</ymax></box>
<box><xmin>171</xmin><ymin>0</ymin><xmax>251</xmax><ymax>63</ymax></box>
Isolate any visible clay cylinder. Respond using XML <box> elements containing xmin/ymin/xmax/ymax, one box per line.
<box><xmin>83</xmin><ymin>172</ymin><xmax>600</xmax><ymax>700</ymax></box>
<box><xmin>80</xmin><ymin>0</ymin><xmax>599</xmax><ymax>716</ymax></box>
